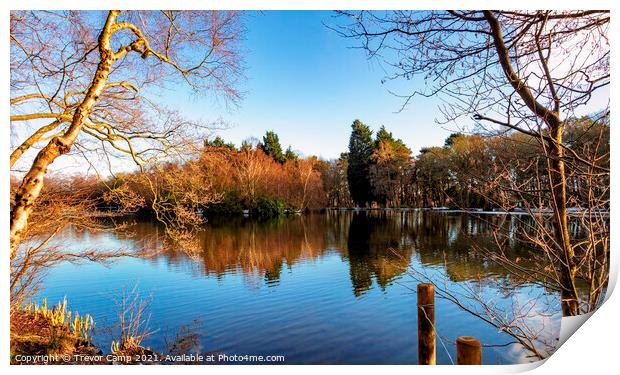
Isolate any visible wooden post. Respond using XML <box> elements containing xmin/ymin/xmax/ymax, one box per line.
<box><xmin>417</xmin><ymin>283</ymin><xmax>436</xmax><ymax>365</ymax></box>
<box><xmin>456</xmin><ymin>336</ymin><xmax>482</xmax><ymax>365</ymax></box>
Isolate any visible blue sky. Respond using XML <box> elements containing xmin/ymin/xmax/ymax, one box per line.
<box><xmin>162</xmin><ymin>11</ymin><xmax>453</xmax><ymax>160</ymax></box>
<box><xmin>11</xmin><ymin>10</ymin><xmax>608</xmax><ymax>175</ymax></box>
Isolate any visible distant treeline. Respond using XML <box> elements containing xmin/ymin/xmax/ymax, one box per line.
<box><xmin>341</xmin><ymin>116</ymin><xmax>608</xmax><ymax>210</ymax></box>
<box><xmin>13</xmin><ymin>115</ymin><xmax>608</xmax><ymax>220</ymax></box>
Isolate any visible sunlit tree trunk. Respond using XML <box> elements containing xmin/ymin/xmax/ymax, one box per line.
<box><xmin>484</xmin><ymin>11</ymin><xmax>580</xmax><ymax>315</ymax></box>
<box><xmin>10</xmin><ymin>10</ymin><xmax>120</xmax><ymax>259</ymax></box>
<box><xmin>547</xmin><ymin>123</ymin><xmax>580</xmax><ymax>316</ymax></box>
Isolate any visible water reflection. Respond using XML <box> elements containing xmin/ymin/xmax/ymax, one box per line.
<box><xmin>47</xmin><ymin>211</ymin><xmax>563</xmax><ymax>364</ymax></box>
<box><xmin>107</xmin><ymin>211</ymin><xmax>540</xmax><ymax>296</ymax></box>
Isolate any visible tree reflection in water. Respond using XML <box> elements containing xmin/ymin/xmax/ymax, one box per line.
<box><xmin>111</xmin><ymin>211</ymin><xmax>549</xmax><ymax>296</ymax></box>
<box><xmin>52</xmin><ymin>210</ymin><xmax>570</xmax><ymax>363</ymax></box>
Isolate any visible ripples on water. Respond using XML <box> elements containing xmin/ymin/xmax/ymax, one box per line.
<box><xmin>37</xmin><ymin>211</ymin><xmax>562</xmax><ymax>364</ymax></box>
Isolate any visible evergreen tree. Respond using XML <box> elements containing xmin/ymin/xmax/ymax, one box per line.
<box><xmin>262</xmin><ymin>130</ymin><xmax>285</xmax><ymax>164</ymax></box>
<box><xmin>206</xmin><ymin>135</ymin><xmax>236</xmax><ymax>150</ymax></box>
<box><xmin>347</xmin><ymin>120</ymin><xmax>375</xmax><ymax>206</ymax></box>
<box><xmin>375</xmin><ymin>125</ymin><xmax>394</xmax><ymax>146</ymax></box>
<box><xmin>284</xmin><ymin>146</ymin><xmax>298</xmax><ymax>161</ymax></box>
<box><xmin>444</xmin><ymin>132</ymin><xmax>464</xmax><ymax>148</ymax></box>
<box><xmin>369</xmin><ymin>126</ymin><xmax>413</xmax><ymax>207</ymax></box>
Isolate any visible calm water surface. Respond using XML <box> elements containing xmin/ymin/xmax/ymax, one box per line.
<box><xmin>37</xmin><ymin>211</ymin><xmax>561</xmax><ymax>364</ymax></box>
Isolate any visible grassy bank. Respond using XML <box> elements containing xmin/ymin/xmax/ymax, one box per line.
<box><xmin>10</xmin><ymin>299</ymin><xmax>99</xmax><ymax>364</ymax></box>
<box><xmin>10</xmin><ymin>298</ymin><xmax>156</xmax><ymax>365</ymax></box>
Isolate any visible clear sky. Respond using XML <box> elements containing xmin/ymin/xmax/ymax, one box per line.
<box><xmin>160</xmin><ymin>11</ymin><xmax>454</xmax><ymax>160</ymax></box>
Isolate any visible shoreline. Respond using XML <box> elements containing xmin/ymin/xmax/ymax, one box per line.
<box><xmin>323</xmin><ymin>207</ymin><xmax>610</xmax><ymax>216</ymax></box>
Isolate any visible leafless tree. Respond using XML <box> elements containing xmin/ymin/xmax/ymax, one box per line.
<box><xmin>334</xmin><ymin>10</ymin><xmax>609</xmax><ymax>316</ymax></box>
<box><xmin>10</xmin><ymin>10</ymin><xmax>245</xmax><ymax>259</ymax></box>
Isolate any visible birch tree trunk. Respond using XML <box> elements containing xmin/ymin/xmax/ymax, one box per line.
<box><xmin>10</xmin><ymin>10</ymin><xmax>120</xmax><ymax>259</ymax></box>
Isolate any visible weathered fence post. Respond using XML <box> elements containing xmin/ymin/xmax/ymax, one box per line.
<box><xmin>456</xmin><ymin>336</ymin><xmax>482</xmax><ymax>365</ymax></box>
<box><xmin>417</xmin><ymin>283</ymin><xmax>436</xmax><ymax>365</ymax></box>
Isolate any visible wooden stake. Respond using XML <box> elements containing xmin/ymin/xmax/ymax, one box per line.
<box><xmin>456</xmin><ymin>336</ymin><xmax>482</xmax><ymax>365</ymax></box>
<box><xmin>417</xmin><ymin>283</ymin><xmax>436</xmax><ymax>365</ymax></box>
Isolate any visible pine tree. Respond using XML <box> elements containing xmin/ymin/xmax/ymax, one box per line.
<box><xmin>206</xmin><ymin>136</ymin><xmax>236</xmax><ymax>150</ymax></box>
<box><xmin>444</xmin><ymin>132</ymin><xmax>464</xmax><ymax>148</ymax></box>
<box><xmin>369</xmin><ymin>126</ymin><xmax>412</xmax><ymax>207</ymax></box>
<box><xmin>262</xmin><ymin>130</ymin><xmax>285</xmax><ymax>164</ymax></box>
<box><xmin>284</xmin><ymin>146</ymin><xmax>298</xmax><ymax>161</ymax></box>
<box><xmin>375</xmin><ymin>125</ymin><xmax>394</xmax><ymax>146</ymax></box>
<box><xmin>346</xmin><ymin>120</ymin><xmax>375</xmax><ymax>206</ymax></box>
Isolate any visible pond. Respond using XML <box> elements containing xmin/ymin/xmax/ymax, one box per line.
<box><xmin>36</xmin><ymin>210</ymin><xmax>562</xmax><ymax>364</ymax></box>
